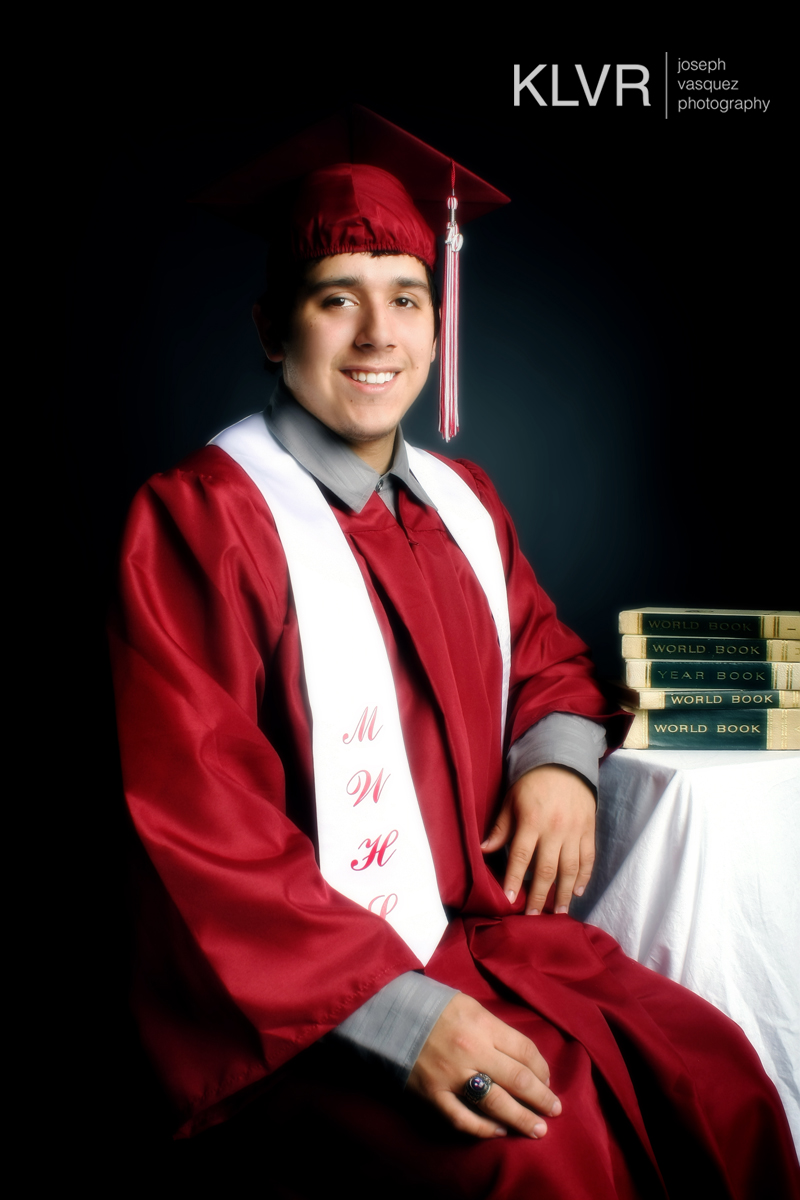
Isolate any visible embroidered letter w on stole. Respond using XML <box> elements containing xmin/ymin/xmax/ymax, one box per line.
<box><xmin>212</xmin><ymin>415</ymin><xmax>510</xmax><ymax>965</ymax></box>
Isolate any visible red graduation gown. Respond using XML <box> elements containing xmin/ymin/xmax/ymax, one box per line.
<box><xmin>109</xmin><ymin>447</ymin><xmax>799</xmax><ymax>1198</ymax></box>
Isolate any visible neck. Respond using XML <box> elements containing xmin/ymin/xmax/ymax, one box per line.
<box><xmin>344</xmin><ymin>430</ymin><xmax>397</xmax><ymax>475</ymax></box>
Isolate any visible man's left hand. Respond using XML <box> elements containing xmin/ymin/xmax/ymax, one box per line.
<box><xmin>480</xmin><ymin>765</ymin><xmax>596</xmax><ymax>915</ymax></box>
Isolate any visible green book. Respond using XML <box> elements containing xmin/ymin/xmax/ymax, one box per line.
<box><xmin>623</xmin><ymin>709</ymin><xmax>800</xmax><ymax>750</ymax></box>
<box><xmin>613</xmin><ymin>686</ymin><xmax>799</xmax><ymax>710</ymax></box>
<box><xmin>624</xmin><ymin>660</ymin><xmax>800</xmax><ymax>689</ymax></box>
<box><xmin>619</xmin><ymin>608</ymin><xmax>800</xmax><ymax>639</ymax></box>
<box><xmin>622</xmin><ymin>636</ymin><xmax>799</xmax><ymax>663</ymax></box>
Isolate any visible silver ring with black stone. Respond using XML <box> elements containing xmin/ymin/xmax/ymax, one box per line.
<box><xmin>463</xmin><ymin>1072</ymin><xmax>493</xmax><ymax>1105</ymax></box>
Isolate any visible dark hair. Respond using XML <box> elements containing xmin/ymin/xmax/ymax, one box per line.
<box><xmin>256</xmin><ymin>250</ymin><xmax>440</xmax><ymax>373</ymax></box>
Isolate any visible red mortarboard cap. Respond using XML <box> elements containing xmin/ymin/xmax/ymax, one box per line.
<box><xmin>289</xmin><ymin>164</ymin><xmax>435</xmax><ymax>267</ymax></box>
<box><xmin>193</xmin><ymin>105</ymin><xmax>509</xmax><ymax>269</ymax></box>
<box><xmin>193</xmin><ymin>106</ymin><xmax>510</xmax><ymax>439</ymax></box>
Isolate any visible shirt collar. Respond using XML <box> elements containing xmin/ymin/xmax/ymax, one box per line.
<box><xmin>265</xmin><ymin>380</ymin><xmax>436</xmax><ymax>514</ymax></box>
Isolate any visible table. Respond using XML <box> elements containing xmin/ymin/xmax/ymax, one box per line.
<box><xmin>571</xmin><ymin>749</ymin><xmax>800</xmax><ymax>1147</ymax></box>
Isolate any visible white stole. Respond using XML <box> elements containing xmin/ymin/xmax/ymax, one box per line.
<box><xmin>211</xmin><ymin>414</ymin><xmax>510</xmax><ymax>965</ymax></box>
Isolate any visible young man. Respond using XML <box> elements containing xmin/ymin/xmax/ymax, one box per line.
<box><xmin>110</xmin><ymin>110</ymin><xmax>799</xmax><ymax>1197</ymax></box>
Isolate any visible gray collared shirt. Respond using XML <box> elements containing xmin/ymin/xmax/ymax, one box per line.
<box><xmin>267</xmin><ymin>380</ymin><xmax>433</xmax><ymax>519</ymax></box>
<box><xmin>265</xmin><ymin>381</ymin><xmax>606</xmax><ymax>1082</ymax></box>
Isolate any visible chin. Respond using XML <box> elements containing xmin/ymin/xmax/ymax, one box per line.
<box><xmin>341</xmin><ymin>420</ymin><xmax>399</xmax><ymax>444</ymax></box>
<box><xmin>334</xmin><ymin>405</ymin><xmax>404</xmax><ymax>441</ymax></box>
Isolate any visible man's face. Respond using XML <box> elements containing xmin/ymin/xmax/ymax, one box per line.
<box><xmin>267</xmin><ymin>252</ymin><xmax>437</xmax><ymax>447</ymax></box>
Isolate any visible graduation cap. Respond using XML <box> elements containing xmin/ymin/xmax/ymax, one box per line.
<box><xmin>193</xmin><ymin>106</ymin><xmax>510</xmax><ymax>441</ymax></box>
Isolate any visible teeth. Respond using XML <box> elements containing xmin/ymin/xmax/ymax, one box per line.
<box><xmin>350</xmin><ymin>371</ymin><xmax>395</xmax><ymax>383</ymax></box>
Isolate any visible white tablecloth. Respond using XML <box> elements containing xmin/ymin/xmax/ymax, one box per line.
<box><xmin>571</xmin><ymin>749</ymin><xmax>800</xmax><ymax>1146</ymax></box>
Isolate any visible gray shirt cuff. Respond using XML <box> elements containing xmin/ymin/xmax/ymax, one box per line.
<box><xmin>331</xmin><ymin>971</ymin><xmax>458</xmax><ymax>1085</ymax></box>
<box><xmin>506</xmin><ymin>712</ymin><xmax>607</xmax><ymax>794</ymax></box>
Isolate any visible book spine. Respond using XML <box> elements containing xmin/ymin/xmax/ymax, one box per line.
<box><xmin>619</xmin><ymin>611</ymin><xmax>800</xmax><ymax>638</ymax></box>
<box><xmin>624</xmin><ymin>660</ymin><xmax>800</xmax><ymax>689</ymax></box>
<box><xmin>623</xmin><ymin>709</ymin><xmax>800</xmax><ymax>750</ymax></box>
<box><xmin>633</xmin><ymin>689</ymin><xmax>799</xmax><ymax>710</ymax></box>
<box><xmin>622</xmin><ymin>636</ymin><xmax>800</xmax><ymax>663</ymax></box>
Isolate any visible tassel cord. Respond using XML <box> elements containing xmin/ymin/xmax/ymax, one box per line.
<box><xmin>439</xmin><ymin>189</ymin><xmax>462</xmax><ymax>442</ymax></box>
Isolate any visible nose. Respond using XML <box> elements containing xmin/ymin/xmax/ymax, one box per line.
<box><xmin>354</xmin><ymin>299</ymin><xmax>395</xmax><ymax>351</ymax></box>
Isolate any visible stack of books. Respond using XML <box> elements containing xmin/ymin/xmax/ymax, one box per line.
<box><xmin>614</xmin><ymin>608</ymin><xmax>800</xmax><ymax>750</ymax></box>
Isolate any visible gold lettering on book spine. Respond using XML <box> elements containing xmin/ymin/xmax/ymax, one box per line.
<box><xmin>617</xmin><ymin>610</ymin><xmax>800</xmax><ymax>639</ymax></box>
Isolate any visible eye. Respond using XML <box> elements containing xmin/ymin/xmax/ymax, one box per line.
<box><xmin>391</xmin><ymin>296</ymin><xmax>417</xmax><ymax>308</ymax></box>
<box><xmin>322</xmin><ymin>295</ymin><xmax>356</xmax><ymax>308</ymax></box>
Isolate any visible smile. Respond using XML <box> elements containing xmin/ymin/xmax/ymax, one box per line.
<box><xmin>347</xmin><ymin>371</ymin><xmax>397</xmax><ymax>384</ymax></box>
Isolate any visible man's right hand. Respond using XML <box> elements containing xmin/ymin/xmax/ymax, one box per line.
<box><xmin>406</xmin><ymin>993</ymin><xmax>561</xmax><ymax>1139</ymax></box>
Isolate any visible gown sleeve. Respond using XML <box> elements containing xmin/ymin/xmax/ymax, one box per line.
<box><xmin>109</xmin><ymin>449</ymin><xmax>420</xmax><ymax>1092</ymax></box>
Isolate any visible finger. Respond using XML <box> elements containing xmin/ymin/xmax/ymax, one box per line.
<box><xmin>487</xmin><ymin>1048</ymin><xmax>561</xmax><ymax>1118</ymax></box>
<box><xmin>573</xmin><ymin>831</ymin><xmax>596</xmax><ymax>899</ymax></box>
<box><xmin>553</xmin><ymin>839</ymin><xmax>582</xmax><ymax>914</ymax></box>
<box><xmin>503</xmin><ymin>829</ymin><xmax>539</xmax><ymax>903</ymax></box>
<box><xmin>480</xmin><ymin>802</ymin><xmax>513</xmax><ymax>853</ymax></box>
<box><xmin>476</xmin><ymin>1082</ymin><xmax>550</xmax><ymax>1139</ymax></box>
<box><xmin>436</xmin><ymin>1090</ymin><xmax>509</xmax><ymax>1139</ymax></box>
<box><xmin>492</xmin><ymin>1021</ymin><xmax>551</xmax><ymax>1088</ymax></box>
<box><xmin>525</xmin><ymin>839</ymin><xmax>559</xmax><ymax>915</ymax></box>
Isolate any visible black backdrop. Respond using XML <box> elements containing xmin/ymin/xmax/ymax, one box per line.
<box><xmin>41</xmin><ymin>42</ymin><xmax>789</xmax><ymax>1170</ymax></box>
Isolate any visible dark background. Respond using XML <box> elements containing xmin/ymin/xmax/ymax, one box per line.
<box><xmin>54</xmin><ymin>49</ymin><xmax>790</xmax><ymax>679</ymax></box>
<box><xmin>40</xmin><ymin>41</ymin><xmax>788</xmax><ymax>1172</ymax></box>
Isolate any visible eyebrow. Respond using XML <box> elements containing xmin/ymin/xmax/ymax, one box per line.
<box><xmin>306</xmin><ymin>274</ymin><xmax>430</xmax><ymax>294</ymax></box>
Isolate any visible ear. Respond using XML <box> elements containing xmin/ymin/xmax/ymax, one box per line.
<box><xmin>431</xmin><ymin>304</ymin><xmax>441</xmax><ymax>362</ymax></box>
<box><xmin>252</xmin><ymin>303</ymin><xmax>285</xmax><ymax>363</ymax></box>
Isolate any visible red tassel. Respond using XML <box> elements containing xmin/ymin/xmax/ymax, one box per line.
<box><xmin>439</xmin><ymin>165</ymin><xmax>462</xmax><ymax>442</ymax></box>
